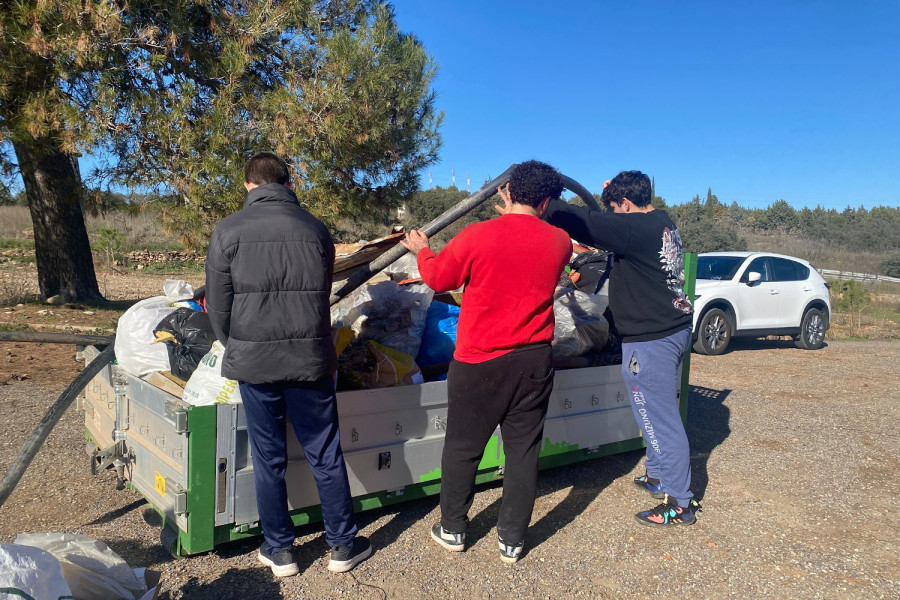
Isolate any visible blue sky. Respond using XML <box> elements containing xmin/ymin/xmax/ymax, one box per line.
<box><xmin>390</xmin><ymin>0</ymin><xmax>899</xmax><ymax>210</ymax></box>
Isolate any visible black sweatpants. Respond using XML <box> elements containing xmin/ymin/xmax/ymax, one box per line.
<box><xmin>440</xmin><ymin>343</ymin><xmax>554</xmax><ymax>544</ymax></box>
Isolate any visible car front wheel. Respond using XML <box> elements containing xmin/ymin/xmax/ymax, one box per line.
<box><xmin>795</xmin><ymin>308</ymin><xmax>827</xmax><ymax>350</ymax></box>
<box><xmin>693</xmin><ymin>308</ymin><xmax>732</xmax><ymax>355</ymax></box>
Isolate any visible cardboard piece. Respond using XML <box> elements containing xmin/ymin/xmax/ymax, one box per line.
<box><xmin>142</xmin><ymin>371</ymin><xmax>186</xmax><ymax>398</ymax></box>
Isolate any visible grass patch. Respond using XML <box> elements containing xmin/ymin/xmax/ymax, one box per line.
<box><xmin>2</xmin><ymin>254</ymin><xmax>37</xmax><ymax>264</ymax></box>
<box><xmin>0</xmin><ymin>238</ymin><xmax>35</xmax><ymax>250</ymax></box>
<box><xmin>138</xmin><ymin>261</ymin><xmax>205</xmax><ymax>275</ymax></box>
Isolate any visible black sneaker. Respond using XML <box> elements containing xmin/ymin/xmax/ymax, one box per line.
<box><xmin>257</xmin><ymin>543</ymin><xmax>299</xmax><ymax>577</ymax></box>
<box><xmin>327</xmin><ymin>536</ymin><xmax>373</xmax><ymax>573</ymax></box>
<box><xmin>633</xmin><ymin>473</ymin><xmax>665</xmax><ymax>499</ymax></box>
<box><xmin>634</xmin><ymin>494</ymin><xmax>701</xmax><ymax>528</ymax></box>
<box><xmin>498</xmin><ymin>537</ymin><xmax>524</xmax><ymax>564</ymax></box>
<box><xmin>430</xmin><ymin>522</ymin><xmax>465</xmax><ymax>552</ymax></box>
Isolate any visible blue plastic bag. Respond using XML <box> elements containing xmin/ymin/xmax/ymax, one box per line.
<box><xmin>415</xmin><ymin>301</ymin><xmax>459</xmax><ymax>375</ymax></box>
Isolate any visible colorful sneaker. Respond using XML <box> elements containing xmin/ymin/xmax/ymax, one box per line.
<box><xmin>498</xmin><ymin>537</ymin><xmax>524</xmax><ymax>564</ymax></box>
<box><xmin>634</xmin><ymin>495</ymin><xmax>700</xmax><ymax>527</ymax></box>
<box><xmin>257</xmin><ymin>543</ymin><xmax>299</xmax><ymax>577</ymax></box>
<box><xmin>633</xmin><ymin>473</ymin><xmax>665</xmax><ymax>499</ymax></box>
<box><xmin>430</xmin><ymin>522</ymin><xmax>465</xmax><ymax>552</ymax></box>
<box><xmin>327</xmin><ymin>536</ymin><xmax>373</xmax><ymax>573</ymax></box>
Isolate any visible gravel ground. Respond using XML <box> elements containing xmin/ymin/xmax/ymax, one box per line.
<box><xmin>1</xmin><ymin>338</ymin><xmax>898</xmax><ymax>600</ymax></box>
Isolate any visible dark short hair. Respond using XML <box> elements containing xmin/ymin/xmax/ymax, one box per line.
<box><xmin>508</xmin><ymin>160</ymin><xmax>564</xmax><ymax>208</ymax></box>
<box><xmin>601</xmin><ymin>170</ymin><xmax>652</xmax><ymax>209</ymax></box>
<box><xmin>245</xmin><ymin>152</ymin><xmax>290</xmax><ymax>186</ymax></box>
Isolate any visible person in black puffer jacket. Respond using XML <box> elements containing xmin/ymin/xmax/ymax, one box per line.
<box><xmin>206</xmin><ymin>153</ymin><xmax>372</xmax><ymax>577</ymax></box>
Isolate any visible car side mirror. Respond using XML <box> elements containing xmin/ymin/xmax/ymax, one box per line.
<box><xmin>746</xmin><ymin>271</ymin><xmax>761</xmax><ymax>285</ymax></box>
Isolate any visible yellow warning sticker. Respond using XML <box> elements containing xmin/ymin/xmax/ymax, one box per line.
<box><xmin>155</xmin><ymin>472</ymin><xmax>166</xmax><ymax>497</ymax></box>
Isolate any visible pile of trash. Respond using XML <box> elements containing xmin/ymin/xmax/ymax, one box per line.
<box><xmin>112</xmin><ymin>280</ymin><xmax>234</xmax><ymax>406</ymax></box>
<box><xmin>0</xmin><ymin>533</ymin><xmax>157</xmax><ymax>600</ymax></box>
<box><xmin>111</xmin><ymin>245</ymin><xmax>619</xmax><ymax>403</ymax></box>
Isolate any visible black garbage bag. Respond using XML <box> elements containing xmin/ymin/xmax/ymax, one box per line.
<box><xmin>572</xmin><ymin>251</ymin><xmax>612</xmax><ymax>294</ymax></box>
<box><xmin>153</xmin><ymin>308</ymin><xmax>217</xmax><ymax>380</ymax></box>
<box><xmin>558</xmin><ymin>251</ymin><xmax>612</xmax><ymax>294</ymax></box>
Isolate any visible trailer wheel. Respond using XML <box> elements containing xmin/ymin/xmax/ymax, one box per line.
<box><xmin>693</xmin><ymin>308</ymin><xmax>732</xmax><ymax>355</ymax></box>
<box><xmin>160</xmin><ymin>525</ymin><xmax>186</xmax><ymax>558</ymax></box>
<box><xmin>795</xmin><ymin>308</ymin><xmax>827</xmax><ymax>350</ymax></box>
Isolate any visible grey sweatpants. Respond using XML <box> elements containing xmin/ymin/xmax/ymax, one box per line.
<box><xmin>621</xmin><ymin>327</ymin><xmax>693</xmax><ymax>507</ymax></box>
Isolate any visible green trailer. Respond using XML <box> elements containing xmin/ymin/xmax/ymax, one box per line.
<box><xmin>81</xmin><ymin>255</ymin><xmax>696</xmax><ymax>556</ymax></box>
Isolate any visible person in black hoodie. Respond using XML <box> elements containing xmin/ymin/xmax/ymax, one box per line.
<box><xmin>206</xmin><ymin>153</ymin><xmax>371</xmax><ymax>576</ymax></box>
<box><xmin>544</xmin><ymin>170</ymin><xmax>699</xmax><ymax>527</ymax></box>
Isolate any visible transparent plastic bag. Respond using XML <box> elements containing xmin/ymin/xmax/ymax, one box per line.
<box><xmin>552</xmin><ymin>287</ymin><xmax>610</xmax><ymax>357</ymax></box>
<box><xmin>383</xmin><ymin>253</ymin><xmax>421</xmax><ymax>282</ymax></box>
<box><xmin>14</xmin><ymin>533</ymin><xmax>147</xmax><ymax>600</ymax></box>
<box><xmin>331</xmin><ymin>280</ymin><xmax>434</xmax><ymax>359</ymax></box>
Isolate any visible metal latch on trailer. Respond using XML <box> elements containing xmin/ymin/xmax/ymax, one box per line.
<box><xmin>164</xmin><ymin>401</ymin><xmax>189</xmax><ymax>434</ymax></box>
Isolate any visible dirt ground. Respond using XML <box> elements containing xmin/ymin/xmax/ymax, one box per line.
<box><xmin>1</xmin><ymin>273</ymin><xmax>899</xmax><ymax>599</ymax></box>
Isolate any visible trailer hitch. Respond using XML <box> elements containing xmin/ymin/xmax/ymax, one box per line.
<box><xmin>90</xmin><ymin>439</ymin><xmax>132</xmax><ymax>490</ymax></box>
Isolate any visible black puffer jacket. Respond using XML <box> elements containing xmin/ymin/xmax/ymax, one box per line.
<box><xmin>205</xmin><ymin>183</ymin><xmax>336</xmax><ymax>383</ymax></box>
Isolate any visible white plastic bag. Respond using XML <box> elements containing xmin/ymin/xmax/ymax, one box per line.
<box><xmin>115</xmin><ymin>296</ymin><xmax>177</xmax><ymax>377</ymax></box>
<box><xmin>163</xmin><ymin>279</ymin><xmax>195</xmax><ymax>302</ymax></box>
<box><xmin>552</xmin><ymin>288</ymin><xmax>610</xmax><ymax>357</ymax></box>
<box><xmin>182</xmin><ymin>341</ymin><xmax>243</xmax><ymax>405</ymax></box>
<box><xmin>0</xmin><ymin>543</ymin><xmax>73</xmax><ymax>600</ymax></box>
<box><xmin>15</xmin><ymin>533</ymin><xmax>147</xmax><ymax>600</ymax></box>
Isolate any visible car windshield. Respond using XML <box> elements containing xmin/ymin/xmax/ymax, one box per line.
<box><xmin>697</xmin><ymin>256</ymin><xmax>746</xmax><ymax>280</ymax></box>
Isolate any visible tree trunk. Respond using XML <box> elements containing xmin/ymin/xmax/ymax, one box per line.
<box><xmin>12</xmin><ymin>139</ymin><xmax>104</xmax><ymax>303</ymax></box>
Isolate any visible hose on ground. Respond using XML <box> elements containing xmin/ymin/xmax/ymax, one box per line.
<box><xmin>0</xmin><ymin>342</ymin><xmax>116</xmax><ymax>510</ymax></box>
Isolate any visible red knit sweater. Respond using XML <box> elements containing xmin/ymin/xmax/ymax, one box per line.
<box><xmin>416</xmin><ymin>214</ymin><xmax>572</xmax><ymax>363</ymax></box>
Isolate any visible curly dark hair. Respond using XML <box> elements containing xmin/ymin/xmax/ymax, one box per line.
<box><xmin>600</xmin><ymin>170</ymin><xmax>652</xmax><ymax>208</ymax></box>
<box><xmin>508</xmin><ymin>160</ymin><xmax>564</xmax><ymax>208</ymax></box>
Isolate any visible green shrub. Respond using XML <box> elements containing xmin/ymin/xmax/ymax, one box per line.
<box><xmin>94</xmin><ymin>227</ymin><xmax>127</xmax><ymax>268</ymax></box>
<box><xmin>835</xmin><ymin>280</ymin><xmax>871</xmax><ymax>312</ymax></box>
<box><xmin>880</xmin><ymin>253</ymin><xmax>900</xmax><ymax>278</ymax></box>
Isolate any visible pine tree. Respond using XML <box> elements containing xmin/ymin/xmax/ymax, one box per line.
<box><xmin>1</xmin><ymin>1</ymin><xmax>441</xmax><ymax>301</ymax></box>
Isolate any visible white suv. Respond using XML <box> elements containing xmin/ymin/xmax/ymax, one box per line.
<box><xmin>692</xmin><ymin>252</ymin><xmax>831</xmax><ymax>355</ymax></box>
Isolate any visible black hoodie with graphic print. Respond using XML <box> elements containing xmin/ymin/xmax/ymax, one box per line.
<box><xmin>546</xmin><ymin>199</ymin><xmax>693</xmax><ymax>342</ymax></box>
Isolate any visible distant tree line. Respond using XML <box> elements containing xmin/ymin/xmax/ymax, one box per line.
<box><xmin>660</xmin><ymin>189</ymin><xmax>900</xmax><ymax>275</ymax></box>
<box><xmin>403</xmin><ymin>184</ymin><xmax>900</xmax><ymax>276</ymax></box>
<box><xmin>5</xmin><ymin>177</ymin><xmax>899</xmax><ymax>277</ymax></box>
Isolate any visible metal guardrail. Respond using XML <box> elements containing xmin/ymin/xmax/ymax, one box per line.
<box><xmin>818</xmin><ymin>269</ymin><xmax>900</xmax><ymax>284</ymax></box>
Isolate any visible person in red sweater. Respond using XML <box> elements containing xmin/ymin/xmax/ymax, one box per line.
<box><xmin>401</xmin><ymin>160</ymin><xmax>572</xmax><ymax>564</ymax></box>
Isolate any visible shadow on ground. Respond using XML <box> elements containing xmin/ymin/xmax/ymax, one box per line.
<box><xmin>86</xmin><ymin>498</ymin><xmax>148</xmax><ymax>526</ymax></box>
<box><xmin>686</xmin><ymin>384</ymin><xmax>732</xmax><ymax>499</ymax></box>
<box><xmin>349</xmin><ymin>448</ymin><xmax>642</xmax><ymax>561</ymax></box>
<box><xmin>720</xmin><ymin>337</ymin><xmax>825</xmax><ymax>353</ymax></box>
<box><xmin>157</xmin><ymin>567</ymin><xmax>284</xmax><ymax>600</ymax></box>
